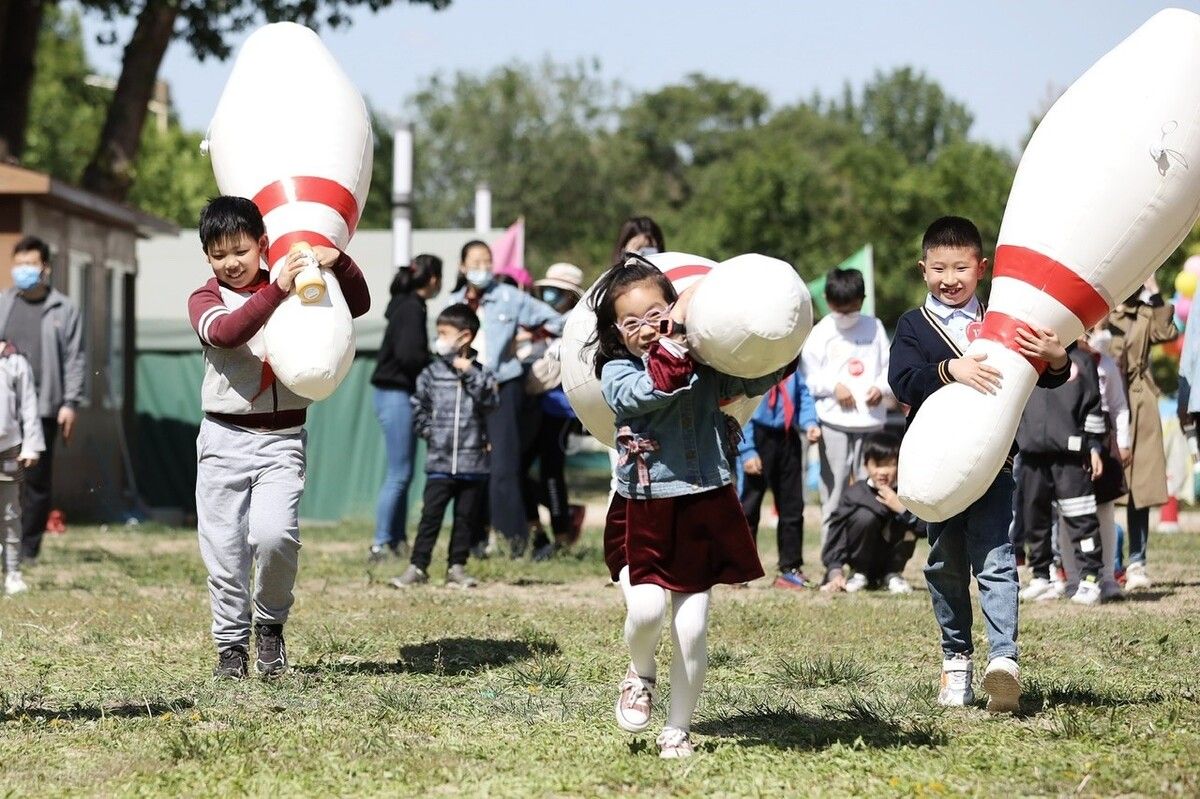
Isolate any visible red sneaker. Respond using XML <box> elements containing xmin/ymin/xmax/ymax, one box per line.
<box><xmin>46</xmin><ymin>510</ymin><xmax>66</xmax><ymax>535</ymax></box>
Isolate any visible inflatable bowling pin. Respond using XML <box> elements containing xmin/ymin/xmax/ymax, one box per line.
<box><xmin>899</xmin><ymin>8</ymin><xmax>1200</xmax><ymax>522</ymax></box>
<box><xmin>206</xmin><ymin>22</ymin><xmax>371</xmax><ymax>401</ymax></box>
<box><xmin>560</xmin><ymin>252</ymin><xmax>811</xmax><ymax>447</ymax></box>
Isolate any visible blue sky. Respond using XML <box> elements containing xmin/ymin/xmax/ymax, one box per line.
<box><xmin>81</xmin><ymin>0</ymin><xmax>1200</xmax><ymax>153</ymax></box>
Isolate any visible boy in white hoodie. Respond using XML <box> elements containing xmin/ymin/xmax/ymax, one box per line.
<box><xmin>0</xmin><ymin>341</ymin><xmax>44</xmax><ymax>595</ymax></box>
<box><xmin>801</xmin><ymin>269</ymin><xmax>892</xmax><ymax>544</ymax></box>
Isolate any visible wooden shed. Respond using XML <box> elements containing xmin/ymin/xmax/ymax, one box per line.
<box><xmin>0</xmin><ymin>163</ymin><xmax>176</xmax><ymax>523</ymax></box>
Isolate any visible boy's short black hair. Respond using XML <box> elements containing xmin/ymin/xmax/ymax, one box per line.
<box><xmin>921</xmin><ymin>216</ymin><xmax>983</xmax><ymax>260</ymax></box>
<box><xmin>436</xmin><ymin>303</ymin><xmax>480</xmax><ymax>337</ymax></box>
<box><xmin>13</xmin><ymin>235</ymin><xmax>50</xmax><ymax>264</ymax></box>
<box><xmin>863</xmin><ymin>431</ymin><xmax>901</xmax><ymax>465</ymax></box>
<box><xmin>199</xmin><ymin>196</ymin><xmax>266</xmax><ymax>252</ymax></box>
<box><xmin>825</xmin><ymin>268</ymin><xmax>865</xmax><ymax>306</ymax></box>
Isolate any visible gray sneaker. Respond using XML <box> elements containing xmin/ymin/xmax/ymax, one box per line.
<box><xmin>446</xmin><ymin>564</ymin><xmax>478</xmax><ymax>589</ymax></box>
<box><xmin>390</xmin><ymin>564</ymin><xmax>428</xmax><ymax>588</ymax></box>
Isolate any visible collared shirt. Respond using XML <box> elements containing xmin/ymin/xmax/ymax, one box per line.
<box><xmin>922</xmin><ymin>293</ymin><xmax>981</xmax><ymax>352</ymax></box>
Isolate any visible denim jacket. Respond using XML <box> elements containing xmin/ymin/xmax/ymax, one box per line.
<box><xmin>448</xmin><ymin>282</ymin><xmax>564</xmax><ymax>384</ymax></box>
<box><xmin>602</xmin><ymin>355</ymin><xmax>785</xmax><ymax>500</ymax></box>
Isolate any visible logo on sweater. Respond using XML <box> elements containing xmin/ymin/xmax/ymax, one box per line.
<box><xmin>847</xmin><ymin>358</ymin><xmax>865</xmax><ymax>377</ymax></box>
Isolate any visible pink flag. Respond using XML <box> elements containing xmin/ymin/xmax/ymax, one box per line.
<box><xmin>491</xmin><ymin>217</ymin><xmax>525</xmax><ymax>273</ymax></box>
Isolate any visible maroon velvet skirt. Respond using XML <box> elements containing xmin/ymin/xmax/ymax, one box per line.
<box><xmin>604</xmin><ymin>484</ymin><xmax>764</xmax><ymax>593</ymax></box>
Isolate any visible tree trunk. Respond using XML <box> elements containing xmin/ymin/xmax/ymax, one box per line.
<box><xmin>80</xmin><ymin>1</ymin><xmax>177</xmax><ymax>201</ymax></box>
<box><xmin>0</xmin><ymin>0</ymin><xmax>47</xmax><ymax>164</ymax></box>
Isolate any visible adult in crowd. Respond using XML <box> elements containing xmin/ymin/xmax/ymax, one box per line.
<box><xmin>522</xmin><ymin>262</ymin><xmax>586</xmax><ymax>560</ymax></box>
<box><xmin>0</xmin><ymin>236</ymin><xmax>84</xmax><ymax>564</ymax></box>
<box><xmin>448</xmin><ymin>240</ymin><xmax>563</xmax><ymax>557</ymax></box>
<box><xmin>369</xmin><ymin>254</ymin><xmax>442</xmax><ymax>563</ymax></box>
<box><xmin>1103</xmin><ymin>275</ymin><xmax>1178</xmax><ymax>591</ymax></box>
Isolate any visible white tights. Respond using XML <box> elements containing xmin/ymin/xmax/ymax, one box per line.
<box><xmin>618</xmin><ymin>566</ymin><xmax>711</xmax><ymax>732</ymax></box>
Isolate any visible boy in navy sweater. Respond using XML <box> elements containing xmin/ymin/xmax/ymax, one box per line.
<box><xmin>738</xmin><ymin>368</ymin><xmax>819</xmax><ymax>589</ymax></box>
<box><xmin>889</xmin><ymin>217</ymin><xmax>1070</xmax><ymax>713</ymax></box>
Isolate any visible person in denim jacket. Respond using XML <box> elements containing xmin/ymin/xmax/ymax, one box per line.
<box><xmin>589</xmin><ymin>255</ymin><xmax>788</xmax><ymax>759</ymax></box>
<box><xmin>447</xmin><ymin>240</ymin><xmax>563</xmax><ymax>557</ymax></box>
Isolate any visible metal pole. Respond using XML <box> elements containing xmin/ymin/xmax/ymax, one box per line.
<box><xmin>392</xmin><ymin>124</ymin><xmax>413</xmax><ymax>268</ymax></box>
<box><xmin>474</xmin><ymin>183</ymin><xmax>491</xmax><ymax>234</ymax></box>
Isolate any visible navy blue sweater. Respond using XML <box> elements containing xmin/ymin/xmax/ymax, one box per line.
<box><xmin>888</xmin><ymin>304</ymin><xmax>1070</xmax><ymax>462</ymax></box>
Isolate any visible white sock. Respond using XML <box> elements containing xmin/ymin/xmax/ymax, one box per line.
<box><xmin>665</xmin><ymin>589</ymin><xmax>711</xmax><ymax>732</ymax></box>
<box><xmin>618</xmin><ymin>566</ymin><xmax>667</xmax><ymax>681</ymax></box>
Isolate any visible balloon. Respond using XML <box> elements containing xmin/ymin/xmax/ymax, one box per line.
<box><xmin>1186</xmin><ymin>254</ymin><xmax>1200</xmax><ymax>275</ymax></box>
<box><xmin>1175</xmin><ymin>270</ymin><xmax>1198</xmax><ymax>298</ymax></box>
<box><xmin>1175</xmin><ymin>295</ymin><xmax>1192</xmax><ymax>320</ymax></box>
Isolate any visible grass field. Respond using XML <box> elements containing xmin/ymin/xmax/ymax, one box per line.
<box><xmin>1</xmin><ymin>513</ymin><xmax>1198</xmax><ymax>797</ymax></box>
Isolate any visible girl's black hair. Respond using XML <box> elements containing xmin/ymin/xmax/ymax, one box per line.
<box><xmin>453</xmin><ymin>239</ymin><xmax>492</xmax><ymax>292</ymax></box>
<box><xmin>611</xmin><ymin>216</ymin><xmax>666</xmax><ymax>264</ymax></box>
<box><xmin>390</xmin><ymin>253</ymin><xmax>442</xmax><ymax>295</ymax></box>
<box><xmin>585</xmin><ymin>254</ymin><xmax>677</xmax><ymax>379</ymax></box>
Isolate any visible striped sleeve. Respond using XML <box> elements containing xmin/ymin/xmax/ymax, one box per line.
<box><xmin>1083</xmin><ymin>412</ymin><xmax>1107</xmax><ymax>434</ymax></box>
<box><xmin>187</xmin><ymin>278</ymin><xmax>286</xmax><ymax>349</ymax></box>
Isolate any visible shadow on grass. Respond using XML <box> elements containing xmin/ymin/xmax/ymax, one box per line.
<box><xmin>1016</xmin><ymin>679</ymin><xmax>1165</xmax><ymax>717</ymax></box>
<box><xmin>694</xmin><ymin>704</ymin><xmax>944</xmax><ymax>751</ymax></box>
<box><xmin>296</xmin><ymin>637</ymin><xmax>560</xmax><ymax>677</ymax></box>
<box><xmin>1</xmin><ymin>698</ymin><xmax>195</xmax><ymax>722</ymax></box>
<box><xmin>1121</xmin><ymin>589</ymin><xmax>1176</xmax><ymax>602</ymax></box>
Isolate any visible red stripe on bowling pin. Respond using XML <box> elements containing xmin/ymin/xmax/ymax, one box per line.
<box><xmin>664</xmin><ymin>265</ymin><xmax>711</xmax><ymax>282</ymax></box>
<box><xmin>252</xmin><ymin>176</ymin><xmax>360</xmax><ymax>237</ymax></box>
<box><xmin>268</xmin><ymin>230</ymin><xmax>335</xmax><ymax>268</ymax></box>
<box><xmin>980</xmin><ymin>245</ymin><xmax>1112</xmax><ymax>371</ymax></box>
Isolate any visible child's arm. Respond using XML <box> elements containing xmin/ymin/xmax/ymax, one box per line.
<box><xmin>889</xmin><ymin>315</ymin><xmax>955</xmax><ymax>406</ymax></box>
<box><xmin>602</xmin><ymin>357</ymin><xmax>696</xmax><ymax>418</ymax></box>
<box><xmin>738</xmin><ymin>419</ymin><xmax>759</xmax><ymax>467</ymax></box>
<box><xmin>314</xmin><ymin>247</ymin><xmax>371</xmax><ymax>319</ymax></box>
<box><xmin>1077</xmin><ymin>356</ymin><xmax>1106</xmax><ymax>474</ymax></box>
<box><xmin>12</xmin><ymin>355</ymin><xmax>44</xmax><ymax>464</ymax></box>
<box><xmin>796</xmin><ymin>371</ymin><xmax>820</xmax><ymax>438</ymax></box>
<box><xmin>188</xmin><ymin>280</ymin><xmax>288</xmax><ymax>349</ymax></box>
<box><xmin>460</xmin><ymin>362</ymin><xmax>499</xmax><ymax>410</ymax></box>
<box><xmin>800</xmin><ymin>330</ymin><xmax>834</xmax><ymax>399</ymax></box>
<box><xmin>410</xmin><ymin>369</ymin><xmax>434</xmax><ymax>440</ymax></box>
<box><xmin>872</xmin><ymin>319</ymin><xmax>893</xmax><ymax>403</ymax></box>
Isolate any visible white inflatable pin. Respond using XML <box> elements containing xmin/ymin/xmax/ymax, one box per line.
<box><xmin>899</xmin><ymin>8</ymin><xmax>1200</xmax><ymax>522</ymax></box>
<box><xmin>206</xmin><ymin>22</ymin><xmax>372</xmax><ymax>400</ymax></box>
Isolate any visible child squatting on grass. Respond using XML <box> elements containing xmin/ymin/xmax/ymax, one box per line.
<box><xmin>889</xmin><ymin>216</ymin><xmax>1070</xmax><ymax>713</ymax></box>
<box><xmin>187</xmin><ymin>196</ymin><xmax>370</xmax><ymax>680</ymax></box>
<box><xmin>589</xmin><ymin>253</ymin><xmax>791</xmax><ymax>758</ymax></box>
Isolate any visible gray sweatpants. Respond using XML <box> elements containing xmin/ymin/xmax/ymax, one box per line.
<box><xmin>196</xmin><ymin>418</ymin><xmax>306</xmax><ymax>648</ymax></box>
<box><xmin>1</xmin><ymin>478</ymin><xmax>21</xmax><ymax>574</ymax></box>
<box><xmin>817</xmin><ymin>424</ymin><xmax>876</xmax><ymax>545</ymax></box>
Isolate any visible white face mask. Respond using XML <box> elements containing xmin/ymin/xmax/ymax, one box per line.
<box><xmin>831</xmin><ymin>311</ymin><xmax>860</xmax><ymax>330</ymax></box>
<box><xmin>466</xmin><ymin>268</ymin><xmax>492</xmax><ymax>289</ymax></box>
<box><xmin>434</xmin><ymin>337</ymin><xmax>460</xmax><ymax>357</ymax></box>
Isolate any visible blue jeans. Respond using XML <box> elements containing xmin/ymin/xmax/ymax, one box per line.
<box><xmin>373</xmin><ymin>388</ymin><xmax>416</xmax><ymax>549</ymax></box>
<box><xmin>924</xmin><ymin>470</ymin><xmax>1019</xmax><ymax>661</ymax></box>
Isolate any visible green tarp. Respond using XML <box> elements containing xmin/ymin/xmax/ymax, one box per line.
<box><xmin>133</xmin><ymin>352</ymin><xmax>426</xmax><ymax>522</ymax></box>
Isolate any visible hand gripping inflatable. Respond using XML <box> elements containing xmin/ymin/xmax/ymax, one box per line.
<box><xmin>206</xmin><ymin>22</ymin><xmax>372</xmax><ymax>401</ymax></box>
<box><xmin>560</xmin><ymin>252</ymin><xmax>811</xmax><ymax>448</ymax></box>
<box><xmin>899</xmin><ymin>8</ymin><xmax>1200</xmax><ymax>522</ymax></box>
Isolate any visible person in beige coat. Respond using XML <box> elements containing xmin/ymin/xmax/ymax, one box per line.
<box><xmin>1103</xmin><ymin>274</ymin><xmax>1178</xmax><ymax>590</ymax></box>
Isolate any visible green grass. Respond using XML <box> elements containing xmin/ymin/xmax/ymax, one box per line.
<box><xmin>1</xmin><ymin>515</ymin><xmax>1198</xmax><ymax>797</ymax></box>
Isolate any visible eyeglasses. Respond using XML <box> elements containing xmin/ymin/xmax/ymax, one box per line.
<box><xmin>616</xmin><ymin>303</ymin><xmax>675</xmax><ymax>336</ymax></box>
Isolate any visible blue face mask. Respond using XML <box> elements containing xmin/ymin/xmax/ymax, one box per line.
<box><xmin>11</xmin><ymin>265</ymin><xmax>43</xmax><ymax>291</ymax></box>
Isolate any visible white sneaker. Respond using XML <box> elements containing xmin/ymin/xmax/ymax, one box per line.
<box><xmin>845</xmin><ymin>572</ymin><xmax>869</xmax><ymax>593</ymax></box>
<box><xmin>981</xmin><ymin>657</ymin><xmax>1021</xmax><ymax>713</ymax></box>
<box><xmin>615</xmin><ymin>666</ymin><xmax>655</xmax><ymax>733</ymax></box>
<box><xmin>1125</xmin><ymin>562</ymin><xmax>1152</xmax><ymax>591</ymax></box>
<box><xmin>4</xmin><ymin>571</ymin><xmax>28</xmax><ymax>596</ymax></box>
<box><xmin>938</xmin><ymin>655</ymin><xmax>974</xmax><ymax>707</ymax></box>
<box><xmin>656</xmin><ymin>727</ymin><xmax>694</xmax><ymax>759</ymax></box>
<box><xmin>884</xmin><ymin>573</ymin><xmax>912</xmax><ymax>594</ymax></box>
<box><xmin>1071</xmin><ymin>578</ymin><xmax>1102</xmax><ymax>606</ymax></box>
<box><xmin>1020</xmin><ymin>576</ymin><xmax>1056</xmax><ymax>601</ymax></box>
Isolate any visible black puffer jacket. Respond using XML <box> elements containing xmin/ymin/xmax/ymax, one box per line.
<box><xmin>1016</xmin><ymin>348</ymin><xmax>1104</xmax><ymax>457</ymax></box>
<box><xmin>371</xmin><ymin>292</ymin><xmax>429</xmax><ymax>392</ymax></box>
<box><xmin>411</xmin><ymin>354</ymin><xmax>498</xmax><ymax>474</ymax></box>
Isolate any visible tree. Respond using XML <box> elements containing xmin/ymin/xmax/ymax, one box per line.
<box><xmin>408</xmin><ymin>59</ymin><xmax>622</xmax><ymax>270</ymax></box>
<box><xmin>0</xmin><ymin>0</ymin><xmax>48</xmax><ymax>162</ymax></box>
<box><xmin>78</xmin><ymin>0</ymin><xmax>451</xmax><ymax>202</ymax></box>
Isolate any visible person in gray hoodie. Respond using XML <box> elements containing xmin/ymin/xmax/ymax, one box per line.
<box><xmin>0</xmin><ymin>340</ymin><xmax>46</xmax><ymax>595</ymax></box>
<box><xmin>0</xmin><ymin>236</ymin><xmax>84</xmax><ymax>563</ymax></box>
<box><xmin>392</xmin><ymin>303</ymin><xmax>498</xmax><ymax>589</ymax></box>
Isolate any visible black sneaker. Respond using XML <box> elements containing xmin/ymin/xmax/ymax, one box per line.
<box><xmin>214</xmin><ymin>645</ymin><xmax>249</xmax><ymax>679</ymax></box>
<box><xmin>254</xmin><ymin>623</ymin><xmax>288</xmax><ymax>679</ymax></box>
